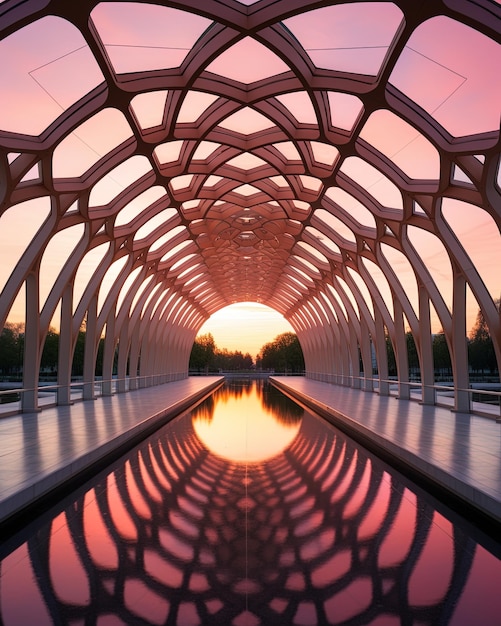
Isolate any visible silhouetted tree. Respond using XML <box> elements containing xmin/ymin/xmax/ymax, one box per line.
<box><xmin>432</xmin><ymin>331</ymin><xmax>452</xmax><ymax>377</ymax></box>
<box><xmin>259</xmin><ymin>332</ymin><xmax>304</xmax><ymax>373</ymax></box>
<box><xmin>406</xmin><ymin>331</ymin><xmax>419</xmax><ymax>378</ymax></box>
<box><xmin>468</xmin><ymin>299</ymin><xmax>499</xmax><ymax>374</ymax></box>
<box><xmin>385</xmin><ymin>332</ymin><xmax>397</xmax><ymax>377</ymax></box>
<box><xmin>189</xmin><ymin>333</ymin><xmax>216</xmax><ymax>372</ymax></box>
<box><xmin>0</xmin><ymin>323</ymin><xmax>24</xmax><ymax>377</ymax></box>
<box><xmin>41</xmin><ymin>327</ymin><xmax>59</xmax><ymax>373</ymax></box>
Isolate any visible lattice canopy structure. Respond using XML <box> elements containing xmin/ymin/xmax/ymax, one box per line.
<box><xmin>0</xmin><ymin>0</ymin><xmax>500</xmax><ymax>412</ymax></box>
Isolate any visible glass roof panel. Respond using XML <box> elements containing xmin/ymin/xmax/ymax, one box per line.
<box><xmin>226</xmin><ymin>153</ymin><xmax>268</xmax><ymax>169</ymax></box>
<box><xmin>20</xmin><ymin>163</ymin><xmax>40</xmax><ymax>184</ymax></box>
<box><xmin>232</xmin><ymin>184</ymin><xmax>261</xmax><ymax>197</ymax></box>
<box><xmin>299</xmin><ymin>175</ymin><xmax>323</xmax><ymax>193</ymax></box>
<box><xmin>389</xmin><ymin>16</ymin><xmax>501</xmax><ymax>137</ymax></box>
<box><xmin>218</xmin><ymin>108</ymin><xmax>275</xmax><ymax>134</ymax></box>
<box><xmin>275</xmin><ymin>92</ymin><xmax>317</xmax><ymax>124</ymax></box>
<box><xmin>52</xmin><ymin>108</ymin><xmax>134</xmax><ymax>179</ymax></box>
<box><xmin>115</xmin><ymin>186</ymin><xmax>168</xmax><ymax>227</ymax></box>
<box><xmin>313</xmin><ymin>210</ymin><xmax>356</xmax><ymax>244</ymax></box>
<box><xmin>130</xmin><ymin>91</ymin><xmax>168</xmax><ymax>130</ymax></box>
<box><xmin>327</xmin><ymin>92</ymin><xmax>364</xmax><ymax>132</ymax></box>
<box><xmin>90</xmin><ymin>3</ymin><xmax>212</xmax><ymax>74</ymax></box>
<box><xmin>133</xmin><ymin>208</ymin><xmax>179</xmax><ymax>241</ymax></box>
<box><xmin>149</xmin><ymin>225</ymin><xmax>187</xmax><ymax>253</ymax></box>
<box><xmin>0</xmin><ymin>16</ymin><xmax>104</xmax><ymax>135</ymax></box>
<box><xmin>177</xmin><ymin>91</ymin><xmax>220</xmax><ymax>123</ymax></box>
<box><xmin>283</xmin><ymin>3</ymin><xmax>403</xmax><ymax>76</ymax></box>
<box><xmin>340</xmin><ymin>157</ymin><xmax>403</xmax><ymax>210</ymax></box>
<box><xmin>310</xmin><ymin>142</ymin><xmax>340</xmax><ymax>168</ymax></box>
<box><xmin>296</xmin><ymin>241</ymin><xmax>329</xmax><ymax>265</ymax></box>
<box><xmin>193</xmin><ymin>141</ymin><xmax>222</xmax><ymax>160</ymax></box>
<box><xmin>170</xmin><ymin>175</ymin><xmax>195</xmax><ymax>192</ymax></box>
<box><xmin>89</xmin><ymin>155</ymin><xmax>152</xmax><ymax>207</ymax></box>
<box><xmin>272</xmin><ymin>142</ymin><xmax>302</xmax><ymax>161</ymax></box>
<box><xmin>154</xmin><ymin>141</ymin><xmax>184</xmax><ymax>166</ymax></box>
<box><xmin>306</xmin><ymin>226</ymin><xmax>342</xmax><ymax>256</ymax></box>
<box><xmin>359</xmin><ymin>110</ymin><xmax>440</xmax><ymax>180</ymax></box>
<box><xmin>323</xmin><ymin>188</ymin><xmax>377</xmax><ymax>229</ymax></box>
<box><xmin>206</xmin><ymin>37</ymin><xmax>290</xmax><ymax>83</ymax></box>
<box><xmin>291</xmin><ymin>255</ymin><xmax>322</xmax><ymax>278</ymax></box>
<box><xmin>159</xmin><ymin>240</ymin><xmax>193</xmax><ymax>265</ymax></box>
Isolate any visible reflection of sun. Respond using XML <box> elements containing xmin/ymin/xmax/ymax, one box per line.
<box><xmin>192</xmin><ymin>392</ymin><xmax>301</xmax><ymax>463</ymax></box>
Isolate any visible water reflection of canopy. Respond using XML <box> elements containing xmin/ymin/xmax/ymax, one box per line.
<box><xmin>1</xmin><ymin>2</ymin><xmax>500</xmax><ymax>413</ymax></box>
<box><xmin>6</xmin><ymin>413</ymin><xmax>479</xmax><ymax>625</ymax></box>
<box><xmin>191</xmin><ymin>380</ymin><xmax>303</xmax><ymax>462</ymax></box>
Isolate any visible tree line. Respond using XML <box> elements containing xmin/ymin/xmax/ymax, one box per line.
<box><xmin>189</xmin><ymin>331</ymin><xmax>304</xmax><ymax>373</ymax></box>
<box><xmin>385</xmin><ymin>300</ymin><xmax>500</xmax><ymax>380</ymax></box>
<box><xmin>0</xmin><ymin>324</ymin><xmax>103</xmax><ymax>380</ymax></box>
<box><xmin>1</xmin><ymin>302</ymin><xmax>499</xmax><ymax>380</ymax></box>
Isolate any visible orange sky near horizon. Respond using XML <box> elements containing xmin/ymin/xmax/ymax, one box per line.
<box><xmin>197</xmin><ymin>302</ymin><xmax>294</xmax><ymax>359</ymax></box>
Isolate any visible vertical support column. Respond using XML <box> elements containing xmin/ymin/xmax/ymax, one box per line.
<box><xmin>452</xmin><ymin>270</ymin><xmax>470</xmax><ymax>412</ymax></box>
<box><xmin>116</xmin><ymin>317</ymin><xmax>129</xmax><ymax>393</ymax></box>
<box><xmin>128</xmin><ymin>324</ymin><xmax>141</xmax><ymax>391</ymax></box>
<box><xmin>394</xmin><ymin>299</ymin><xmax>410</xmax><ymax>399</ymax></box>
<box><xmin>57</xmin><ymin>283</ymin><xmax>73</xmax><ymax>405</ymax></box>
<box><xmin>374</xmin><ymin>308</ymin><xmax>389</xmax><ymax>396</ymax></box>
<box><xmin>418</xmin><ymin>284</ymin><xmax>435</xmax><ymax>405</ymax></box>
<box><xmin>359</xmin><ymin>317</ymin><xmax>373</xmax><ymax>391</ymax></box>
<box><xmin>101</xmin><ymin>306</ymin><xmax>116</xmax><ymax>396</ymax></box>
<box><xmin>22</xmin><ymin>270</ymin><xmax>41</xmax><ymax>413</ymax></box>
<box><xmin>349</xmin><ymin>325</ymin><xmax>360</xmax><ymax>389</ymax></box>
<box><xmin>83</xmin><ymin>295</ymin><xmax>97</xmax><ymax>400</ymax></box>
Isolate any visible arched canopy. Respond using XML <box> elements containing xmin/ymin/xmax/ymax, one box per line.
<box><xmin>0</xmin><ymin>0</ymin><xmax>500</xmax><ymax>411</ymax></box>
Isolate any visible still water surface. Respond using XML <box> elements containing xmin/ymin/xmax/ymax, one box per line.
<box><xmin>0</xmin><ymin>379</ymin><xmax>500</xmax><ymax>625</ymax></box>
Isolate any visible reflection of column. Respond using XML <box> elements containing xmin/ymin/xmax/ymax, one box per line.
<box><xmin>7</xmin><ymin>407</ymin><xmax>477</xmax><ymax>626</ymax></box>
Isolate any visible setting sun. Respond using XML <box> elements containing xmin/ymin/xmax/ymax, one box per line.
<box><xmin>197</xmin><ymin>302</ymin><xmax>294</xmax><ymax>358</ymax></box>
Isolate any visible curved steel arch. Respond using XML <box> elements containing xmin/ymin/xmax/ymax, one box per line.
<box><xmin>0</xmin><ymin>0</ymin><xmax>500</xmax><ymax>412</ymax></box>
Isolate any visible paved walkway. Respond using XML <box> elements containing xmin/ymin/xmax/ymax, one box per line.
<box><xmin>0</xmin><ymin>377</ymin><xmax>223</xmax><ymax>526</ymax></box>
<box><xmin>271</xmin><ymin>376</ymin><xmax>501</xmax><ymax>526</ymax></box>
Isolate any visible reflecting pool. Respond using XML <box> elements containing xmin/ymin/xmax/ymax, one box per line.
<box><xmin>0</xmin><ymin>379</ymin><xmax>500</xmax><ymax>625</ymax></box>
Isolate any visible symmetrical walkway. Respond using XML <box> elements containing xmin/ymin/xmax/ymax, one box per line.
<box><xmin>271</xmin><ymin>376</ymin><xmax>501</xmax><ymax>526</ymax></box>
<box><xmin>0</xmin><ymin>377</ymin><xmax>223</xmax><ymax>527</ymax></box>
<box><xmin>1</xmin><ymin>375</ymin><xmax>500</xmax><ymax>531</ymax></box>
